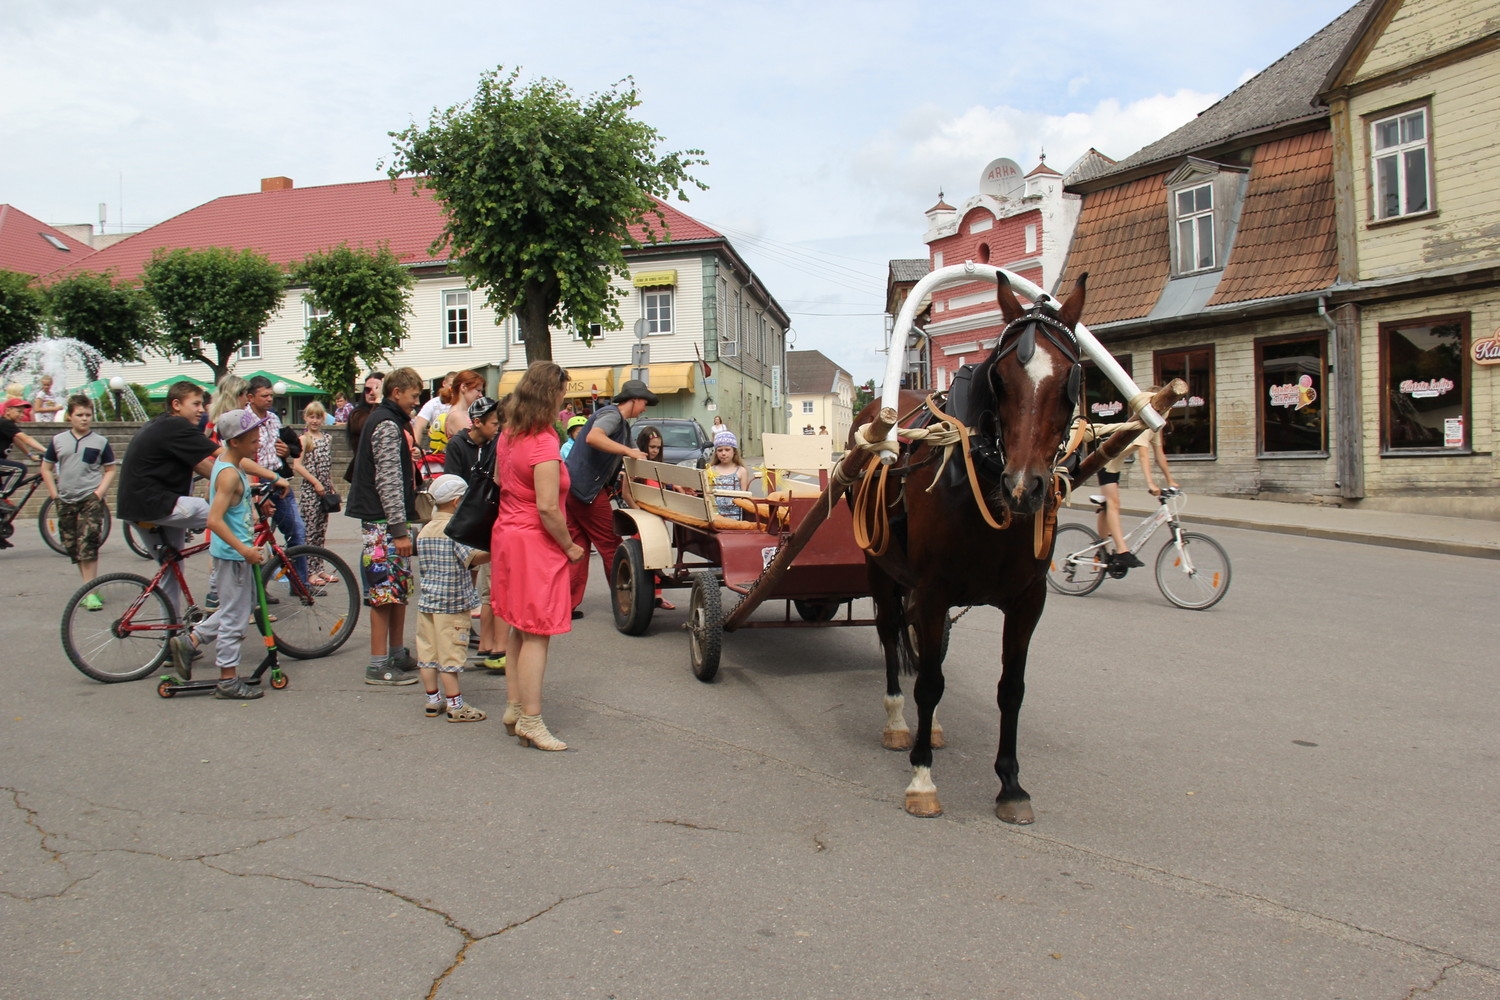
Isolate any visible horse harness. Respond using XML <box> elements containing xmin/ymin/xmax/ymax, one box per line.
<box><xmin>846</xmin><ymin>305</ymin><xmax>1085</xmax><ymax>560</ymax></box>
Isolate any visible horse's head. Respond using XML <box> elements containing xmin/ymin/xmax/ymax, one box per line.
<box><xmin>977</xmin><ymin>272</ymin><xmax>1087</xmax><ymax>514</ymax></box>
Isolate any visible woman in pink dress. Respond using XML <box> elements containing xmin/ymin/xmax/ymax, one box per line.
<box><xmin>491</xmin><ymin>361</ymin><xmax>585</xmax><ymax>751</ymax></box>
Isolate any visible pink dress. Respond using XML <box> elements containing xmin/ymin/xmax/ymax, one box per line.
<box><xmin>491</xmin><ymin>428</ymin><xmax>572</xmax><ymax>636</ymax></box>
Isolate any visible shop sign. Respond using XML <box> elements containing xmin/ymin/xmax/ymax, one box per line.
<box><xmin>632</xmin><ymin>269</ymin><xmax>678</xmax><ymax>288</ymax></box>
<box><xmin>771</xmin><ymin>365</ymin><xmax>782</xmax><ymax>407</ymax></box>
<box><xmin>1444</xmin><ymin>417</ymin><xmax>1465</xmax><ymax>448</ymax></box>
<box><xmin>1090</xmin><ymin>400</ymin><xmax>1123</xmax><ymax>417</ymax></box>
<box><xmin>1399</xmin><ymin>377</ymin><xmax>1454</xmax><ymax>399</ymax></box>
<box><xmin>1171</xmin><ymin>395</ymin><xmax>1207</xmax><ymax>408</ymax></box>
<box><xmin>1473</xmin><ymin>328</ymin><xmax>1500</xmax><ymax>365</ymax></box>
<box><xmin>1268</xmin><ymin>375</ymin><xmax>1317</xmax><ymax>411</ymax></box>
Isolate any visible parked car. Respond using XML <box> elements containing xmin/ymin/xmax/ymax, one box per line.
<box><xmin>629</xmin><ymin>416</ymin><xmax>714</xmax><ymax>468</ymax></box>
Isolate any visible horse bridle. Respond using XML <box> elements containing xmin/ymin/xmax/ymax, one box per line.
<box><xmin>991</xmin><ymin>305</ymin><xmax>1084</xmax><ymax>405</ymax></box>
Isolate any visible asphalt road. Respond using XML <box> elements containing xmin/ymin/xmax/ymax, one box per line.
<box><xmin>2</xmin><ymin>512</ymin><xmax>1496</xmax><ymax>999</ymax></box>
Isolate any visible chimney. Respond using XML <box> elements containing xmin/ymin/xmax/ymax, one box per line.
<box><xmin>261</xmin><ymin>176</ymin><xmax>294</xmax><ymax>193</ymax></box>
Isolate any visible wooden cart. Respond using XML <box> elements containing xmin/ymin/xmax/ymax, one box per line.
<box><xmin>609</xmin><ymin>433</ymin><xmax>876</xmax><ymax>681</ymax></box>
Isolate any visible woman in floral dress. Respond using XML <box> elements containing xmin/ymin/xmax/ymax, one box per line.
<box><xmin>297</xmin><ymin>401</ymin><xmax>338</xmax><ymax>584</ymax></box>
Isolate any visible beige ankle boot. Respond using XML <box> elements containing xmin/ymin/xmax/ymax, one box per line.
<box><xmin>501</xmin><ymin>701</ymin><xmax>523</xmax><ymax>735</ymax></box>
<box><xmin>515</xmin><ymin>714</ymin><xmax>567</xmax><ymax>751</ymax></box>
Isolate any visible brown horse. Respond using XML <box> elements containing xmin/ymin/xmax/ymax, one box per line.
<box><xmin>855</xmin><ymin>273</ymin><xmax>1088</xmax><ymax>822</ymax></box>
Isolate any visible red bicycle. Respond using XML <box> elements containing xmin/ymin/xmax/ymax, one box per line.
<box><xmin>60</xmin><ymin>483</ymin><xmax>360</xmax><ymax>682</ymax></box>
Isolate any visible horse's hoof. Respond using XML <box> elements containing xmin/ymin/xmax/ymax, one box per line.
<box><xmin>882</xmin><ymin>728</ymin><xmax>912</xmax><ymax>751</ymax></box>
<box><xmin>995</xmin><ymin>798</ymin><xmax>1034</xmax><ymax>825</ymax></box>
<box><xmin>904</xmin><ymin>790</ymin><xmax>943</xmax><ymax>817</ymax></box>
<box><xmin>930</xmin><ymin>727</ymin><xmax>946</xmax><ymax>750</ymax></box>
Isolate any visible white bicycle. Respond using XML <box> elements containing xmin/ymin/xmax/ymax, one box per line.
<box><xmin>1046</xmin><ymin>488</ymin><xmax>1232</xmax><ymax>610</ymax></box>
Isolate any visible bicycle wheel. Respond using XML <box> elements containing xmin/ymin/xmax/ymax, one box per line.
<box><xmin>1046</xmin><ymin>524</ymin><xmax>1107</xmax><ymax>597</ymax></box>
<box><xmin>263</xmin><ymin>545</ymin><xmax>360</xmax><ymax>659</ymax></box>
<box><xmin>123</xmin><ymin>520</ymin><xmax>154</xmax><ymax>559</ymax></box>
<box><xmin>1155</xmin><ymin>531</ymin><xmax>1231</xmax><ymax>610</ymax></box>
<box><xmin>61</xmin><ymin>572</ymin><xmax>177</xmax><ymax>682</ymax></box>
<box><xmin>39</xmin><ymin>498</ymin><xmax>113</xmax><ymax>555</ymax></box>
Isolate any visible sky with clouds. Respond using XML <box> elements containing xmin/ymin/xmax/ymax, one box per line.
<box><xmin>3</xmin><ymin>0</ymin><xmax>1357</xmax><ymax>383</ymax></box>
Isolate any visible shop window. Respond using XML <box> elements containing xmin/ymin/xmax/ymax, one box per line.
<box><xmin>1380</xmin><ymin>314</ymin><xmax>1469</xmax><ymax>452</ymax></box>
<box><xmin>1370</xmin><ymin>106</ymin><xmax>1430</xmax><ymax>221</ymax></box>
<box><xmin>1257</xmin><ymin>335</ymin><xmax>1327</xmax><ymax>455</ymax></box>
<box><xmin>1154</xmin><ymin>346</ymin><xmax>1214</xmax><ymax>457</ymax></box>
<box><xmin>443</xmin><ymin>290</ymin><xmax>469</xmax><ymax>347</ymax></box>
<box><xmin>1081</xmin><ymin>355</ymin><xmax>1132</xmax><ymax>426</ymax></box>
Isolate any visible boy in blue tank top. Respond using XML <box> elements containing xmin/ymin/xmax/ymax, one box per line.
<box><xmin>166</xmin><ymin>409</ymin><xmax>270</xmax><ymax>700</ymax></box>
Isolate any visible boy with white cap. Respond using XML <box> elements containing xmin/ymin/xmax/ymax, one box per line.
<box><xmin>415</xmin><ymin>473</ymin><xmax>490</xmax><ymax>721</ymax></box>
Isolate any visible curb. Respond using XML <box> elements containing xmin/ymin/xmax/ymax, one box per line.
<box><xmin>1084</xmin><ymin>502</ymin><xmax>1500</xmax><ymax>561</ymax></box>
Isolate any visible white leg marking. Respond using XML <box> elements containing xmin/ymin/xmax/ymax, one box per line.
<box><xmin>883</xmin><ymin>694</ymin><xmax>908</xmax><ymax>732</ymax></box>
<box><xmin>906</xmin><ymin>765</ymin><xmax>936</xmax><ymax>794</ymax></box>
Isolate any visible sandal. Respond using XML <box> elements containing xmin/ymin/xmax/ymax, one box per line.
<box><xmin>447</xmin><ymin>703</ymin><xmax>487</xmax><ymax>723</ymax></box>
<box><xmin>655</xmin><ymin>596</ymin><xmax>676</xmax><ymax>611</ymax></box>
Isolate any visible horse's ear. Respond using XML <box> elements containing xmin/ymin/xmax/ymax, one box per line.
<box><xmin>996</xmin><ymin>272</ymin><xmax>1026</xmax><ymax>323</ymax></box>
<box><xmin>1057</xmin><ymin>272</ymin><xmax>1088</xmax><ymax>328</ymax></box>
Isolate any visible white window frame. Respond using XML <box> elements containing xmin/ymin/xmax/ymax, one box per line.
<box><xmin>1173</xmin><ymin>182</ymin><xmax>1215</xmax><ymax>274</ymax></box>
<box><xmin>571</xmin><ymin>323</ymin><xmax>604</xmax><ymax>342</ymax></box>
<box><xmin>443</xmin><ymin>289</ymin><xmax>470</xmax><ymax>348</ymax></box>
<box><xmin>1370</xmin><ymin>106</ymin><xmax>1431</xmax><ymax>221</ymax></box>
<box><xmin>238</xmin><ymin>330</ymin><xmax>261</xmax><ymax>360</ymax></box>
<box><xmin>304</xmin><ymin>298</ymin><xmax>331</xmax><ymax>334</ymax></box>
<box><xmin>643</xmin><ymin>288</ymin><xmax>673</xmax><ymax>335</ymax></box>
<box><xmin>802</xmin><ymin>400</ymin><xmax>815</xmax><ymax>414</ymax></box>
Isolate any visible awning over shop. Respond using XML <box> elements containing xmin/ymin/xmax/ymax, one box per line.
<box><xmin>646</xmin><ymin>362</ymin><xmax>697</xmax><ymax>394</ymax></box>
<box><xmin>497</xmin><ymin>366</ymin><xmax>616</xmax><ymax>399</ymax></box>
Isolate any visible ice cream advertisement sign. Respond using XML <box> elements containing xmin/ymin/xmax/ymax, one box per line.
<box><xmin>1269</xmin><ymin>375</ymin><xmax>1317</xmax><ymax>410</ymax></box>
<box><xmin>1399</xmin><ymin>377</ymin><xmax>1455</xmax><ymax>399</ymax></box>
<box><xmin>1090</xmin><ymin>400</ymin><xmax>1123</xmax><ymax>417</ymax></box>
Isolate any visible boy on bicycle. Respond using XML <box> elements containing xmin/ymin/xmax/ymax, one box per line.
<box><xmin>40</xmin><ymin>395</ymin><xmax>116</xmax><ymax>603</ymax></box>
<box><xmin>166</xmin><ymin>408</ymin><xmax>272</xmax><ymax>701</ymax></box>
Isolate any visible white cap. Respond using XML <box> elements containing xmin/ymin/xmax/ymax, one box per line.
<box><xmin>427</xmin><ymin>474</ymin><xmax>469</xmax><ymax>505</ymax></box>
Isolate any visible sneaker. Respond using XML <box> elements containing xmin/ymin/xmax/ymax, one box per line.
<box><xmin>365</xmin><ymin>664</ymin><xmax>419</xmax><ymax>686</ymax></box>
<box><xmin>82</xmin><ymin>593</ymin><xmax>104</xmax><ymax>612</ymax></box>
<box><xmin>482</xmin><ymin>653</ymin><xmax>506</xmax><ymax>673</ymax></box>
<box><xmin>447</xmin><ymin>703</ymin><xmax>487</xmax><ymax>723</ymax></box>
<box><xmin>204</xmin><ymin>594</ymin><xmax>219</xmax><ymax>611</ymax></box>
<box><xmin>1116</xmin><ymin>550</ymin><xmax>1145</xmax><ymax>569</ymax></box>
<box><xmin>424</xmin><ymin>698</ymin><xmax>445</xmax><ymax>718</ymax></box>
<box><xmin>388</xmin><ymin>646</ymin><xmax>418</xmax><ymax>672</ymax></box>
<box><xmin>571</xmin><ymin>609</ymin><xmax>584</xmax><ymax>620</ymax></box>
<box><xmin>214</xmin><ymin>676</ymin><xmax>263</xmax><ymax>700</ymax></box>
<box><xmin>167</xmin><ymin>634</ymin><xmax>195</xmax><ymax>681</ymax></box>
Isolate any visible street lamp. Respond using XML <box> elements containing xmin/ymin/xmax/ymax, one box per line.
<box><xmin>108</xmin><ymin>376</ymin><xmax>127</xmax><ymax>421</ymax></box>
<box><xmin>273</xmin><ymin>380</ymin><xmax>288</xmax><ymax>419</ymax></box>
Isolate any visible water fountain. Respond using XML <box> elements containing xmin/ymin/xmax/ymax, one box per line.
<box><xmin>0</xmin><ymin>335</ymin><xmax>148</xmax><ymax>420</ymax></box>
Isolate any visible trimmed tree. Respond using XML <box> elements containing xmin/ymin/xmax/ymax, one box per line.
<box><xmin>289</xmin><ymin>244</ymin><xmax>415</xmax><ymax>398</ymax></box>
<box><xmin>141</xmin><ymin>247</ymin><xmax>286</xmax><ymax>384</ymax></box>
<box><xmin>46</xmin><ymin>271</ymin><xmax>158</xmax><ymax>364</ymax></box>
<box><xmin>385</xmin><ymin>67</ymin><xmax>705</xmax><ymax>362</ymax></box>
<box><xmin>0</xmin><ymin>269</ymin><xmax>45</xmax><ymax>355</ymax></box>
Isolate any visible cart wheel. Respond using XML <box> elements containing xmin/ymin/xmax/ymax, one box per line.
<box><xmin>269</xmin><ymin>671</ymin><xmax>289</xmax><ymax>690</ymax></box>
<box><xmin>157</xmin><ymin>679</ymin><xmax>176</xmax><ymax>698</ymax></box>
<box><xmin>611</xmin><ymin>538</ymin><xmax>655</xmax><ymax>636</ymax></box>
<box><xmin>793</xmin><ymin>599</ymin><xmax>841</xmax><ymax>623</ymax></box>
<box><xmin>687</xmin><ymin>571</ymin><xmax>723</xmax><ymax>683</ymax></box>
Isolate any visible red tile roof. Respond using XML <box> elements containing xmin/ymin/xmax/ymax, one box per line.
<box><xmin>53</xmin><ymin>177</ymin><xmax>722</xmax><ymax>282</ymax></box>
<box><xmin>1208</xmin><ymin>130</ymin><xmax>1338</xmax><ymax>305</ymax></box>
<box><xmin>0</xmin><ymin>205</ymin><xmax>97</xmax><ymax>276</ymax></box>
<box><xmin>1056</xmin><ymin>174</ymin><xmax>1172</xmax><ymax>325</ymax></box>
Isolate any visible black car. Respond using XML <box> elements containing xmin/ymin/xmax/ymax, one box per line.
<box><xmin>629</xmin><ymin>416</ymin><xmax>714</xmax><ymax>468</ymax></box>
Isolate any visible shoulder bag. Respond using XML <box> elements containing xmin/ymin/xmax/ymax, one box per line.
<box><xmin>445</xmin><ymin>443</ymin><xmax>499</xmax><ymax>550</ymax></box>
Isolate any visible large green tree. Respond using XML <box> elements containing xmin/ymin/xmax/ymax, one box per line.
<box><xmin>0</xmin><ymin>270</ymin><xmax>45</xmax><ymax>355</ymax></box>
<box><xmin>141</xmin><ymin>246</ymin><xmax>285</xmax><ymax>383</ymax></box>
<box><xmin>385</xmin><ymin>67</ymin><xmax>705</xmax><ymax>363</ymax></box>
<box><xmin>46</xmin><ymin>271</ymin><xmax>158</xmax><ymax>365</ymax></box>
<box><xmin>289</xmin><ymin>244</ymin><xmax>415</xmax><ymax>398</ymax></box>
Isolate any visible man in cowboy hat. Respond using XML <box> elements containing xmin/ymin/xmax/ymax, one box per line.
<box><xmin>562</xmin><ymin>378</ymin><xmax>657</xmax><ymax>618</ymax></box>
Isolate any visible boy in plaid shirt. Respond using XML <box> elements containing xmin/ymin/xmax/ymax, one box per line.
<box><xmin>416</xmin><ymin>474</ymin><xmax>490</xmax><ymax>721</ymax></box>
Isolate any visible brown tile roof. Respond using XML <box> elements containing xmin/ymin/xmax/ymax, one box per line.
<box><xmin>1056</xmin><ymin>173</ymin><xmax>1172</xmax><ymax>325</ymax></box>
<box><xmin>1085</xmin><ymin>0</ymin><xmax>1372</xmax><ymax>185</ymax></box>
<box><xmin>1209</xmin><ymin>130</ymin><xmax>1338</xmax><ymax>305</ymax></box>
<box><xmin>786</xmin><ymin>349</ymin><xmax>850</xmax><ymax>394</ymax></box>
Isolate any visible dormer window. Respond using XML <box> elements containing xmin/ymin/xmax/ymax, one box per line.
<box><xmin>1165</xmin><ymin>158</ymin><xmax>1246</xmax><ymax>279</ymax></box>
<box><xmin>1175</xmin><ymin>184</ymin><xmax>1215</xmax><ymax>273</ymax></box>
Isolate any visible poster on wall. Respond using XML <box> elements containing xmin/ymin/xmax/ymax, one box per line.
<box><xmin>1444</xmin><ymin>417</ymin><xmax>1464</xmax><ymax>448</ymax></box>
